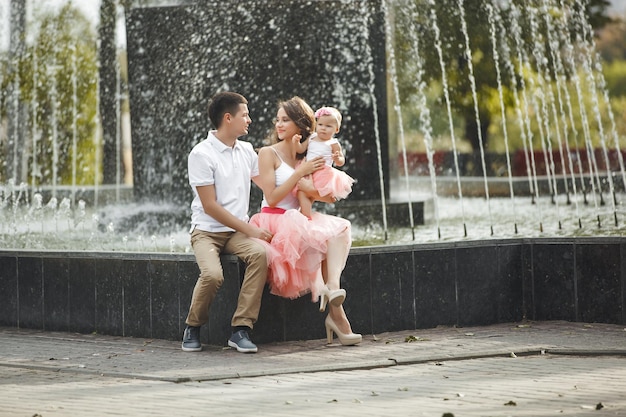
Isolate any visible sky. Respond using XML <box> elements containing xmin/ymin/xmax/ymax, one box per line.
<box><xmin>0</xmin><ymin>1</ymin><xmax>100</xmax><ymax>27</ymax></box>
<box><xmin>44</xmin><ymin>0</ymin><xmax>100</xmax><ymax>24</ymax></box>
<box><xmin>610</xmin><ymin>0</ymin><xmax>626</xmax><ymax>14</ymax></box>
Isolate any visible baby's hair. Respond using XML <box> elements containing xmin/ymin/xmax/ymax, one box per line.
<box><xmin>314</xmin><ymin>106</ymin><xmax>342</xmax><ymax>129</ymax></box>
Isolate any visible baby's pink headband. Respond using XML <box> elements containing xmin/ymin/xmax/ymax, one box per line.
<box><xmin>314</xmin><ymin>107</ymin><xmax>341</xmax><ymax>127</ymax></box>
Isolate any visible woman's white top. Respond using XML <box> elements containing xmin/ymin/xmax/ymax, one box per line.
<box><xmin>260</xmin><ymin>148</ymin><xmax>300</xmax><ymax>210</ymax></box>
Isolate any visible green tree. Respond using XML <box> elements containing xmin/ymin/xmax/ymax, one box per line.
<box><xmin>1</xmin><ymin>3</ymin><xmax>99</xmax><ymax>186</ymax></box>
<box><xmin>595</xmin><ymin>17</ymin><xmax>626</xmax><ymax>64</ymax></box>
<box><xmin>603</xmin><ymin>60</ymin><xmax>626</xmax><ymax>97</ymax></box>
<box><xmin>393</xmin><ymin>0</ymin><xmax>614</xmax><ymax>163</ymax></box>
<box><xmin>584</xmin><ymin>0</ymin><xmax>614</xmax><ymax>29</ymax></box>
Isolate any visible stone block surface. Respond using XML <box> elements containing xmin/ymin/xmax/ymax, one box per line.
<box><xmin>1</xmin><ymin>238</ymin><xmax>624</xmax><ymax>344</ymax></box>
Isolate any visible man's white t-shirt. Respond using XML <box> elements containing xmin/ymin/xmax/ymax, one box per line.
<box><xmin>188</xmin><ymin>130</ymin><xmax>259</xmax><ymax>233</ymax></box>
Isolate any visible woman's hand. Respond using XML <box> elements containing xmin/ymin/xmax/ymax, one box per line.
<box><xmin>296</xmin><ymin>156</ymin><xmax>324</xmax><ymax>177</ymax></box>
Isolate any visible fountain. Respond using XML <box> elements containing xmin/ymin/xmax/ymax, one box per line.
<box><xmin>1</xmin><ymin>0</ymin><xmax>625</xmax><ymax>345</ymax></box>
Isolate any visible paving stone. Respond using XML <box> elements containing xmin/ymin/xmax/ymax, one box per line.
<box><xmin>0</xmin><ymin>321</ymin><xmax>625</xmax><ymax>416</ymax></box>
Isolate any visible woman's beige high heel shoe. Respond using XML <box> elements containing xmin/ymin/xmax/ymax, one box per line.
<box><xmin>325</xmin><ymin>315</ymin><xmax>362</xmax><ymax>346</ymax></box>
<box><xmin>319</xmin><ymin>287</ymin><xmax>346</xmax><ymax>312</ymax></box>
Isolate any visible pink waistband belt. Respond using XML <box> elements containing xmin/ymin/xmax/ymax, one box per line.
<box><xmin>260</xmin><ymin>207</ymin><xmax>286</xmax><ymax>214</ymax></box>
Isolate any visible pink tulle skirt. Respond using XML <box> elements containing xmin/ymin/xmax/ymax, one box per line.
<box><xmin>249</xmin><ymin>209</ymin><xmax>351</xmax><ymax>300</ymax></box>
<box><xmin>311</xmin><ymin>166</ymin><xmax>355</xmax><ymax>200</ymax></box>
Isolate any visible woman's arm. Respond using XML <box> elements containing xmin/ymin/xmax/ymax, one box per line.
<box><xmin>255</xmin><ymin>147</ymin><xmax>322</xmax><ymax>207</ymax></box>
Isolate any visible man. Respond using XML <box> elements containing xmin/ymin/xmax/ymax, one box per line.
<box><xmin>182</xmin><ymin>92</ymin><xmax>273</xmax><ymax>353</ymax></box>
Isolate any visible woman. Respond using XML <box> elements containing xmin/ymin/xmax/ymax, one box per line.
<box><xmin>250</xmin><ymin>96</ymin><xmax>361</xmax><ymax>346</ymax></box>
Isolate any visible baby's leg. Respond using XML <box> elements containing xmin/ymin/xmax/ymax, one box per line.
<box><xmin>297</xmin><ymin>189</ymin><xmax>314</xmax><ymax>219</ymax></box>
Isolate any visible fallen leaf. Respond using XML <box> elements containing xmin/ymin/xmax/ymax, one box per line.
<box><xmin>596</xmin><ymin>402</ymin><xmax>604</xmax><ymax>410</ymax></box>
<box><xmin>504</xmin><ymin>400</ymin><xmax>517</xmax><ymax>406</ymax></box>
<box><xmin>464</xmin><ymin>332</ymin><xmax>474</xmax><ymax>336</ymax></box>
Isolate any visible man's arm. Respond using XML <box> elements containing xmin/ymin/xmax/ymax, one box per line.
<box><xmin>196</xmin><ymin>185</ymin><xmax>269</xmax><ymax>239</ymax></box>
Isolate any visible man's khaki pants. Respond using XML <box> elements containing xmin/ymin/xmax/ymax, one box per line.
<box><xmin>185</xmin><ymin>228</ymin><xmax>267</xmax><ymax>329</ymax></box>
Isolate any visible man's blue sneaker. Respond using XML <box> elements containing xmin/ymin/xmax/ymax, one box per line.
<box><xmin>181</xmin><ymin>326</ymin><xmax>202</xmax><ymax>352</ymax></box>
<box><xmin>228</xmin><ymin>329</ymin><xmax>258</xmax><ymax>353</ymax></box>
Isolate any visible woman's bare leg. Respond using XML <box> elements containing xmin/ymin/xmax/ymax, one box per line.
<box><xmin>321</xmin><ymin>227</ymin><xmax>350</xmax><ymax>290</ymax></box>
<box><xmin>322</xmin><ymin>227</ymin><xmax>353</xmax><ymax>334</ymax></box>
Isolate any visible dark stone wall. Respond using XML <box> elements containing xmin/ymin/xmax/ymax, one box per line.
<box><xmin>2</xmin><ymin>237</ymin><xmax>625</xmax><ymax>346</ymax></box>
<box><xmin>125</xmin><ymin>1</ymin><xmax>388</xmax><ymax>207</ymax></box>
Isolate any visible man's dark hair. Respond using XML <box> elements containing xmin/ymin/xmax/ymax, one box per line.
<box><xmin>208</xmin><ymin>92</ymin><xmax>248</xmax><ymax>129</ymax></box>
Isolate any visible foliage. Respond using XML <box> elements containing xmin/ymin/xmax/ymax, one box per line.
<box><xmin>595</xmin><ymin>18</ymin><xmax>626</xmax><ymax>63</ymax></box>
<box><xmin>603</xmin><ymin>60</ymin><xmax>626</xmax><ymax>97</ymax></box>
<box><xmin>583</xmin><ymin>0</ymin><xmax>614</xmax><ymax>29</ymax></box>
<box><xmin>392</xmin><ymin>0</ymin><xmax>620</xmax><ymax>158</ymax></box>
<box><xmin>1</xmin><ymin>3</ymin><xmax>99</xmax><ymax>186</ymax></box>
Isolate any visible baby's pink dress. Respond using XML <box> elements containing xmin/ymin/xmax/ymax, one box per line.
<box><xmin>306</xmin><ymin>136</ymin><xmax>355</xmax><ymax>200</ymax></box>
